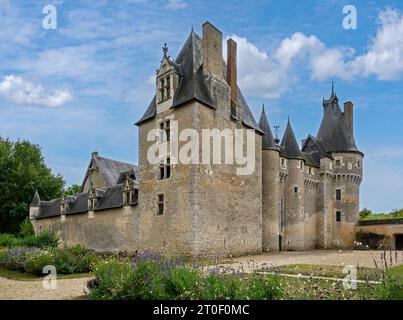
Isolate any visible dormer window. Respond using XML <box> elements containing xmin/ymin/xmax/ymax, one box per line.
<box><xmin>156</xmin><ymin>43</ymin><xmax>179</xmax><ymax>109</ymax></box>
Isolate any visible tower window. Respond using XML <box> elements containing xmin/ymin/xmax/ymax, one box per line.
<box><xmin>157</xmin><ymin>194</ymin><xmax>164</xmax><ymax>215</ymax></box>
<box><xmin>357</xmin><ymin>160</ymin><xmax>361</xmax><ymax>168</ymax></box>
<box><xmin>335</xmin><ymin>159</ymin><xmax>341</xmax><ymax>167</ymax></box>
<box><xmin>336</xmin><ymin>189</ymin><xmax>342</xmax><ymax>201</ymax></box>
<box><xmin>159</xmin><ymin>78</ymin><xmax>165</xmax><ymax>102</ymax></box>
<box><xmin>299</xmin><ymin>161</ymin><xmax>304</xmax><ymax>170</ymax></box>
<box><xmin>166</xmin><ymin>76</ymin><xmax>171</xmax><ymax>99</ymax></box>
<box><xmin>158</xmin><ymin>158</ymin><xmax>171</xmax><ymax>180</ymax></box>
<box><xmin>336</xmin><ymin>211</ymin><xmax>341</xmax><ymax>222</ymax></box>
<box><xmin>294</xmin><ymin>186</ymin><xmax>299</xmax><ymax>194</ymax></box>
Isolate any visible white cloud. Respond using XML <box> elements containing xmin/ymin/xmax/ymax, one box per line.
<box><xmin>231</xmin><ymin>8</ymin><xmax>403</xmax><ymax>98</ymax></box>
<box><xmin>0</xmin><ymin>75</ymin><xmax>72</xmax><ymax>107</ymax></box>
<box><xmin>166</xmin><ymin>0</ymin><xmax>187</xmax><ymax>10</ymax></box>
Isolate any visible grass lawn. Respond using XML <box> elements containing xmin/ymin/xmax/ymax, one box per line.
<box><xmin>261</xmin><ymin>264</ymin><xmax>383</xmax><ymax>281</ymax></box>
<box><xmin>0</xmin><ymin>267</ymin><xmax>91</xmax><ymax>281</ymax></box>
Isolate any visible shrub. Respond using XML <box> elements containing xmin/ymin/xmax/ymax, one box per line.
<box><xmin>22</xmin><ymin>230</ymin><xmax>58</xmax><ymax>248</ymax></box>
<box><xmin>0</xmin><ymin>231</ymin><xmax>58</xmax><ymax>249</ymax></box>
<box><xmin>372</xmin><ymin>266</ymin><xmax>403</xmax><ymax>300</ymax></box>
<box><xmin>88</xmin><ymin>254</ymin><xmax>284</xmax><ymax>300</ymax></box>
<box><xmin>24</xmin><ymin>250</ymin><xmax>54</xmax><ymax>276</ymax></box>
<box><xmin>53</xmin><ymin>245</ymin><xmax>98</xmax><ymax>274</ymax></box>
<box><xmin>0</xmin><ymin>247</ymin><xmax>39</xmax><ymax>271</ymax></box>
<box><xmin>0</xmin><ymin>234</ymin><xmax>21</xmax><ymax>248</ymax></box>
<box><xmin>19</xmin><ymin>218</ymin><xmax>34</xmax><ymax>238</ymax></box>
<box><xmin>88</xmin><ymin>259</ymin><xmax>135</xmax><ymax>300</ymax></box>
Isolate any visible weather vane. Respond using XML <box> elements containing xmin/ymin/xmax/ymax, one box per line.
<box><xmin>273</xmin><ymin>125</ymin><xmax>280</xmax><ymax>140</ymax></box>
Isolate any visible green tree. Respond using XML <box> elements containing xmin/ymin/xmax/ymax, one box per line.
<box><xmin>0</xmin><ymin>137</ymin><xmax>64</xmax><ymax>234</ymax></box>
<box><xmin>359</xmin><ymin>208</ymin><xmax>372</xmax><ymax>220</ymax></box>
<box><xmin>64</xmin><ymin>184</ymin><xmax>81</xmax><ymax>195</ymax></box>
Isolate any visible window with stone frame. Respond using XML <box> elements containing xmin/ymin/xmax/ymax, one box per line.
<box><xmin>157</xmin><ymin>194</ymin><xmax>164</xmax><ymax>215</ymax></box>
<box><xmin>159</xmin><ymin>78</ymin><xmax>165</xmax><ymax>102</ymax></box>
<box><xmin>336</xmin><ymin>189</ymin><xmax>342</xmax><ymax>201</ymax></box>
<box><xmin>336</xmin><ymin>211</ymin><xmax>341</xmax><ymax>222</ymax></box>
<box><xmin>159</xmin><ymin>120</ymin><xmax>171</xmax><ymax>142</ymax></box>
<box><xmin>166</xmin><ymin>76</ymin><xmax>171</xmax><ymax>99</ymax></box>
<box><xmin>158</xmin><ymin>157</ymin><xmax>171</xmax><ymax>180</ymax></box>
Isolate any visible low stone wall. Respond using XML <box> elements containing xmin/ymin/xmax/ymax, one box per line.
<box><xmin>355</xmin><ymin>218</ymin><xmax>403</xmax><ymax>250</ymax></box>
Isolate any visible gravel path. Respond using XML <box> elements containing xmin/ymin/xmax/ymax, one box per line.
<box><xmin>0</xmin><ymin>276</ymin><xmax>92</xmax><ymax>300</ymax></box>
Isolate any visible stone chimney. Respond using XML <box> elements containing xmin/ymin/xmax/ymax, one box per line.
<box><xmin>343</xmin><ymin>101</ymin><xmax>353</xmax><ymax>134</ymax></box>
<box><xmin>202</xmin><ymin>22</ymin><xmax>224</xmax><ymax>78</ymax></box>
<box><xmin>227</xmin><ymin>38</ymin><xmax>237</xmax><ymax>104</ymax></box>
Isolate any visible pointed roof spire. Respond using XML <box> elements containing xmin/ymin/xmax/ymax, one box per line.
<box><xmin>30</xmin><ymin>190</ymin><xmax>41</xmax><ymax>207</ymax></box>
<box><xmin>331</xmin><ymin>79</ymin><xmax>335</xmax><ymax>97</ymax></box>
<box><xmin>280</xmin><ymin>118</ymin><xmax>303</xmax><ymax>159</ymax></box>
<box><xmin>258</xmin><ymin>104</ymin><xmax>277</xmax><ymax>150</ymax></box>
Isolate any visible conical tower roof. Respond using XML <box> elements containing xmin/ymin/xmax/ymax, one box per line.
<box><xmin>258</xmin><ymin>105</ymin><xmax>277</xmax><ymax>150</ymax></box>
<box><xmin>30</xmin><ymin>190</ymin><xmax>41</xmax><ymax>207</ymax></box>
<box><xmin>317</xmin><ymin>89</ymin><xmax>358</xmax><ymax>153</ymax></box>
<box><xmin>280</xmin><ymin>118</ymin><xmax>303</xmax><ymax>159</ymax></box>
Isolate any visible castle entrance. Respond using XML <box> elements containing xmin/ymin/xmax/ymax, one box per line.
<box><xmin>395</xmin><ymin>234</ymin><xmax>403</xmax><ymax>250</ymax></box>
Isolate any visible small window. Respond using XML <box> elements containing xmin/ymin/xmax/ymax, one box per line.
<box><xmin>336</xmin><ymin>211</ymin><xmax>341</xmax><ymax>222</ymax></box>
<box><xmin>329</xmin><ymin>162</ymin><xmax>333</xmax><ymax>170</ymax></box>
<box><xmin>294</xmin><ymin>186</ymin><xmax>299</xmax><ymax>194</ymax></box>
<box><xmin>348</xmin><ymin>162</ymin><xmax>352</xmax><ymax>170</ymax></box>
<box><xmin>158</xmin><ymin>158</ymin><xmax>171</xmax><ymax>180</ymax></box>
<box><xmin>299</xmin><ymin>161</ymin><xmax>304</xmax><ymax>170</ymax></box>
<box><xmin>159</xmin><ymin>78</ymin><xmax>165</xmax><ymax>102</ymax></box>
<box><xmin>166</xmin><ymin>158</ymin><xmax>171</xmax><ymax>178</ymax></box>
<box><xmin>165</xmin><ymin>120</ymin><xmax>170</xmax><ymax>142</ymax></box>
<box><xmin>166</xmin><ymin>76</ymin><xmax>171</xmax><ymax>99</ymax></box>
<box><xmin>335</xmin><ymin>159</ymin><xmax>341</xmax><ymax>167</ymax></box>
<box><xmin>357</xmin><ymin>160</ymin><xmax>361</xmax><ymax>168</ymax></box>
<box><xmin>336</xmin><ymin>189</ymin><xmax>341</xmax><ymax>201</ymax></box>
<box><xmin>157</xmin><ymin>194</ymin><xmax>164</xmax><ymax>215</ymax></box>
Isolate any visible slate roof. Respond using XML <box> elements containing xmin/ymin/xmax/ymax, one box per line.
<box><xmin>135</xmin><ymin>30</ymin><xmax>262</xmax><ymax>133</ymax></box>
<box><xmin>32</xmin><ymin>183</ymin><xmax>135</xmax><ymax>219</ymax></box>
<box><xmin>280</xmin><ymin>119</ymin><xmax>303</xmax><ymax>160</ymax></box>
<box><xmin>316</xmin><ymin>93</ymin><xmax>359</xmax><ymax>153</ymax></box>
<box><xmin>32</xmin><ymin>152</ymin><xmax>139</xmax><ymax>219</ymax></box>
<box><xmin>35</xmin><ymin>198</ymin><xmax>60</xmax><ymax>219</ymax></box>
<box><xmin>94</xmin><ymin>184</ymin><xmax>124</xmax><ymax>212</ymax></box>
<box><xmin>81</xmin><ymin>154</ymin><xmax>139</xmax><ymax>190</ymax></box>
<box><xmin>258</xmin><ymin>106</ymin><xmax>278</xmax><ymax>150</ymax></box>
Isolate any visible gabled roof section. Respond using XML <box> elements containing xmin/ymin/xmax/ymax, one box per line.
<box><xmin>135</xmin><ymin>29</ymin><xmax>262</xmax><ymax>133</ymax></box>
<box><xmin>81</xmin><ymin>153</ymin><xmax>138</xmax><ymax>191</ymax></box>
<box><xmin>316</xmin><ymin>92</ymin><xmax>358</xmax><ymax>153</ymax></box>
<box><xmin>171</xmin><ymin>30</ymin><xmax>214</xmax><ymax>109</ymax></box>
<box><xmin>280</xmin><ymin>119</ymin><xmax>303</xmax><ymax>159</ymax></box>
<box><xmin>258</xmin><ymin>106</ymin><xmax>277</xmax><ymax>149</ymax></box>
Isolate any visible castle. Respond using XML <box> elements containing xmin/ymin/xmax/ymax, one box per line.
<box><xmin>29</xmin><ymin>22</ymin><xmax>364</xmax><ymax>257</ymax></box>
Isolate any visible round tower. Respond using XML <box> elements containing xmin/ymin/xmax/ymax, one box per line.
<box><xmin>316</xmin><ymin>91</ymin><xmax>364</xmax><ymax>249</ymax></box>
<box><xmin>281</xmin><ymin>119</ymin><xmax>305</xmax><ymax>251</ymax></box>
<box><xmin>259</xmin><ymin>107</ymin><xmax>281</xmax><ymax>251</ymax></box>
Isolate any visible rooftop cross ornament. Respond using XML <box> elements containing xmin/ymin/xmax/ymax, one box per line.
<box><xmin>162</xmin><ymin>43</ymin><xmax>169</xmax><ymax>59</ymax></box>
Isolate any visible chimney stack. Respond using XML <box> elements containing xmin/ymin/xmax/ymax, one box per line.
<box><xmin>202</xmin><ymin>22</ymin><xmax>224</xmax><ymax>78</ymax></box>
<box><xmin>227</xmin><ymin>38</ymin><xmax>237</xmax><ymax>103</ymax></box>
<box><xmin>343</xmin><ymin>101</ymin><xmax>354</xmax><ymax>135</ymax></box>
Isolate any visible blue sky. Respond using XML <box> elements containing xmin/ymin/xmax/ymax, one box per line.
<box><xmin>0</xmin><ymin>0</ymin><xmax>402</xmax><ymax>212</ymax></box>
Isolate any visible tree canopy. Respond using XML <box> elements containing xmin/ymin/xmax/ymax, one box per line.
<box><xmin>0</xmin><ymin>137</ymin><xmax>64</xmax><ymax>234</ymax></box>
